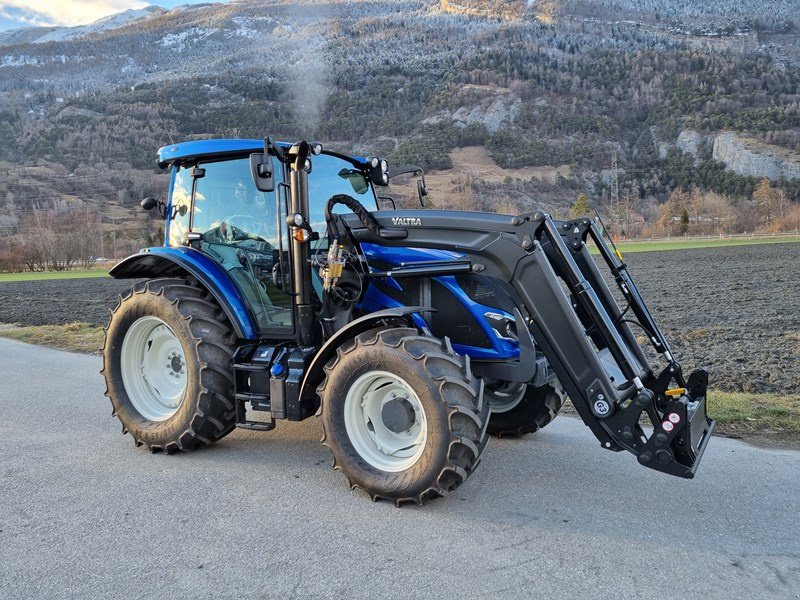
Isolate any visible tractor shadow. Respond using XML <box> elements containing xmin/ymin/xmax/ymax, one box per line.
<box><xmin>178</xmin><ymin>414</ymin><xmax>706</xmax><ymax>506</ymax></box>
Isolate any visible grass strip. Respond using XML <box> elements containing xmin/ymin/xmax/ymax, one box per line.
<box><xmin>602</xmin><ymin>236</ymin><xmax>800</xmax><ymax>254</ymax></box>
<box><xmin>0</xmin><ymin>270</ymin><xmax>109</xmax><ymax>283</ymax></box>
<box><xmin>708</xmin><ymin>390</ymin><xmax>800</xmax><ymax>448</ymax></box>
<box><xmin>0</xmin><ymin>322</ymin><xmax>105</xmax><ymax>354</ymax></box>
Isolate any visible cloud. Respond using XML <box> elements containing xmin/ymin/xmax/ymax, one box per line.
<box><xmin>0</xmin><ymin>8</ymin><xmax>56</xmax><ymax>27</ymax></box>
<box><xmin>0</xmin><ymin>0</ymin><xmax>147</xmax><ymax>28</ymax></box>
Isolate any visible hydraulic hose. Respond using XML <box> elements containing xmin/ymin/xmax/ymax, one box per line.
<box><xmin>324</xmin><ymin>194</ymin><xmax>382</xmax><ymax>240</ymax></box>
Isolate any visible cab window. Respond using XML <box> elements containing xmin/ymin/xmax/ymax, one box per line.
<box><xmin>190</xmin><ymin>157</ymin><xmax>293</xmax><ymax>335</ymax></box>
<box><xmin>307</xmin><ymin>154</ymin><xmax>376</xmax><ymax>233</ymax></box>
<box><xmin>168</xmin><ymin>166</ymin><xmax>192</xmax><ymax>246</ymax></box>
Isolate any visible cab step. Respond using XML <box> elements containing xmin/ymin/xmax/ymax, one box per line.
<box><xmin>236</xmin><ymin>418</ymin><xmax>276</xmax><ymax>432</ymax></box>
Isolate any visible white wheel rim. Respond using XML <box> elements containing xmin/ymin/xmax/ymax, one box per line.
<box><xmin>344</xmin><ymin>370</ymin><xmax>428</xmax><ymax>472</ymax></box>
<box><xmin>120</xmin><ymin>316</ymin><xmax>187</xmax><ymax>422</ymax></box>
<box><xmin>486</xmin><ymin>380</ymin><xmax>527</xmax><ymax>414</ymax></box>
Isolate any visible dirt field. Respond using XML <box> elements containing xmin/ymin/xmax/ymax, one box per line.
<box><xmin>0</xmin><ymin>277</ymin><xmax>143</xmax><ymax>329</ymax></box>
<box><xmin>630</xmin><ymin>243</ymin><xmax>799</xmax><ymax>394</ymax></box>
<box><xmin>1</xmin><ymin>243</ymin><xmax>798</xmax><ymax>394</ymax></box>
<box><xmin>389</xmin><ymin>146</ymin><xmax>571</xmax><ymax>208</ymax></box>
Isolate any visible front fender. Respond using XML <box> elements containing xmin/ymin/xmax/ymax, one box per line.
<box><xmin>110</xmin><ymin>246</ymin><xmax>258</xmax><ymax>339</ymax></box>
<box><xmin>299</xmin><ymin>306</ymin><xmax>434</xmax><ymax>400</ymax></box>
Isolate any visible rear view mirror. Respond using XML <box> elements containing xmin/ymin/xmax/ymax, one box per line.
<box><xmin>338</xmin><ymin>168</ymin><xmax>369</xmax><ymax>195</ymax></box>
<box><xmin>377</xmin><ymin>196</ymin><xmax>396</xmax><ymax>210</ymax></box>
<box><xmin>250</xmin><ymin>153</ymin><xmax>275</xmax><ymax>192</ymax></box>
<box><xmin>386</xmin><ymin>165</ymin><xmax>427</xmax><ymax>207</ymax></box>
<box><xmin>141</xmin><ymin>195</ymin><xmax>170</xmax><ymax>220</ymax></box>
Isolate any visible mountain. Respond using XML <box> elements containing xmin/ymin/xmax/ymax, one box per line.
<box><xmin>0</xmin><ymin>6</ymin><xmax>166</xmax><ymax>47</ymax></box>
<box><xmin>0</xmin><ymin>0</ymin><xmax>798</xmax><ymax>243</ymax></box>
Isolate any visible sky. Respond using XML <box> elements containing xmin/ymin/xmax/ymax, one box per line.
<box><xmin>0</xmin><ymin>0</ymin><xmax>228</xmax><ymax>31</ymax></box>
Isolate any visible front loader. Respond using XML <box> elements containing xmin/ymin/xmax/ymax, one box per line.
<box><xmin>103</xmin><ymin>137</ymin><xmax>714</xmax><ymax>505</ymax></box>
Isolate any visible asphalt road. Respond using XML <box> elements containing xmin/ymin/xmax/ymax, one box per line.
<box><xmin>1</xmin><ymin>338</ymin><xmax>798</xmax><ymax>600</ymax></box>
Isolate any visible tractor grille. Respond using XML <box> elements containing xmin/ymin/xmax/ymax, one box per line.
<box><xmin>370</xmin><ymin>275</ymin><xmax>492</xmax><ymax>349</ymax></box>
<box><xmin>428</xmin><ymin>279</ymin><xmax>491</xmax><ymax>348</ymax></box>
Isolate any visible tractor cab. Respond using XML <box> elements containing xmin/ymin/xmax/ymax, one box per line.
<box><xmin>154</xmin><ymin>139</ymin><xmax>383</xmax><ymax>339</ymax></box>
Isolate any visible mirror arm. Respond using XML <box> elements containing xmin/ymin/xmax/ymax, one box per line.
<box><xmin>377</xmin><ymin>196</ymin><xmax>396</xmax><ymax>210</ymax></box>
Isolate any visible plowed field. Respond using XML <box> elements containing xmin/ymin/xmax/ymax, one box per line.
<box><xmin>1</xmin><ymin>243</ymin><xmax>798</xmax><ymax>394</ymax></box>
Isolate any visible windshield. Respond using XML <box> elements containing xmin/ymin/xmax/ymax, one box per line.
<box><xmin>308</xmin><ymin>153</ymin><xmax>375</xmax><ymax>232</ymax></box>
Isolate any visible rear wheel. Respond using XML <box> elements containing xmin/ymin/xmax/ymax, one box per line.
<box><xmin>486</xmin><ymin>380</ymin><xmax>566</xmax><ymax>438</ymax></box>
<box><xmin>319</xmin><ymin>327</ymin><xmax>489</xmax><ymax>506</ymax></box>
<box><xmin>102</xmin><ymin>278</ymin><xmax>237</xmax><ymax>453</ymax></box>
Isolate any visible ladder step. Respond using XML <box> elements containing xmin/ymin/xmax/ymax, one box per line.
<box><xmin>237</xmin><ymin>420</ymin><xmax>275</xmax><ymax>432</ymax></box>
<box><xmin>233</xmin><ymin>362</ymin><xmax>266</xmax><ymax>372</ymax></box>
<box><xmin>236</xmin><ymin>392</ymin><xmax>269</xmax><ymax>403</ymax></box>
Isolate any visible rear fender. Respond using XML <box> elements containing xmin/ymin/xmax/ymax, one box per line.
<box><xmin>109</xmin><ymin>246</ymin><xmax>258</xmax><ymax>340</ymax></box>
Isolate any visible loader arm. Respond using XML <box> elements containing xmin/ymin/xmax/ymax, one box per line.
<box><xmin>338</xmin><ymin>209</ymin><xmax>715</xmax><ymax>478</ymax></box>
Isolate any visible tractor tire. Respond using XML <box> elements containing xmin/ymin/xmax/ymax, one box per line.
<box><xmin>486</xmin><ymin>380</ymin><xmax>566</xmax><ymax>438</ymax></box>
<box><xmin>101</xmin><ymin>277</ymin><xmax>237</xmax><ymax>453</ymax></box>
<box><xmin>318</xmin><ymin>327</ymin><xmax>489</xmax><ymax>506</ymax></box>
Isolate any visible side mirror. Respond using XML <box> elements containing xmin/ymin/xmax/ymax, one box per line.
<box><xmin>417</xmin><ymin>175</ymin><xmax>428</xmax><ymax>207</ymax></box>
<box><xmin>250</xmin><ymin>153</ymin><xmax>275</xmax><ymax>192</ymax></box>
<box><xmin>142</xmin><ymin>196</ymin><xmax>170</xmax><ymax>220</ymax></box>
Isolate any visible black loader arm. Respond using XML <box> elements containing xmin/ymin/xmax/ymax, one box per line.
<box><xmin>337</xmin><ymin>209</ymin><xmax>715</xmax><ymax>479</ymax></box>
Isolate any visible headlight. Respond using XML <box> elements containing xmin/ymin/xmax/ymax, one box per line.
<box><xmin>484</xmin><ymin>311</ymin><xmax>518</xmax><ymax>341</ymax></box>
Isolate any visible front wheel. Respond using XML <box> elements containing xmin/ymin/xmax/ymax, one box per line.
<box><xmin>102</xmin><ymin>278</ymin><xmax>237</xmax><ymax>453</ymax></box>
<box><xmin>486</xmin><ymin>380</ymin><xmax>566</xmax><ymax>437</ymax></box>
<box><xmin>318</xmin><ymin>328</ymin><xmax>489</xmax><ymax>506</ymax></box>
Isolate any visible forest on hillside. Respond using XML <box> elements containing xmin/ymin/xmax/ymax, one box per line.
<box><xmin>0</xmin><ymin>0</ymin><xmax>799</xmax><ymax>269</ymax></box>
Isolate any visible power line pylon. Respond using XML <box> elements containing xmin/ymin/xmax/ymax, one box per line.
<box><xmin>611</xmin><ymin>151</ymin><xmax>619</xmax><ymax>227</ymax></box>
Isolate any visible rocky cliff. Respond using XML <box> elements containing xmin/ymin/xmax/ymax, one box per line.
<box><xmin>713</xmin><ymin>132</ymin><xmax>800</xmax><ymax>180</ymax></box>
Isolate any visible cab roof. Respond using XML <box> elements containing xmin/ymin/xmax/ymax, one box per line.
<box><xmin>156</xmin><ymin>138</ymin><xmax>368</xmax><ymax>170</ymax></box>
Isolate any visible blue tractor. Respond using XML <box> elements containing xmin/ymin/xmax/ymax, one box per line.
<box><xmin>103</xmin><ymin>138</ymin><xmax>714</xmax><ymax>505</ymax></box>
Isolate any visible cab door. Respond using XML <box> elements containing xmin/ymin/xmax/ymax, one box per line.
<box><xmin>186</xmin><ymin>156</ymin><xmax>295</xmax><ymax>337</ymax></box>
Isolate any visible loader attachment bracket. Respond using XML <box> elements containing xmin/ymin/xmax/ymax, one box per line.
<box><xmin>522</xmin><ymin>212</ymin><xmax>716</xmax><ymax>478</ymax></box>
<box><xmin>635</xmin><ymin>385</ymin><xmax>715</xmax><ymax>478</ymax></box>
<box><xmin>598</xmin><ymin>374</ymin><xmax>714</xmax><ymax>478</ymax></box>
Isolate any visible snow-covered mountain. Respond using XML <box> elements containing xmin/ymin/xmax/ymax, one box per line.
<box><xmin>0</xmin><ymin>6</ymin><xmax>166</xmax><ymax>47</ymax></box>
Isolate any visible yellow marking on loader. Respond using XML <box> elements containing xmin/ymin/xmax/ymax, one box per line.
<box><xmin>665</xmin><ymin>387</ymin><xmax>686</xmax><ymax>397</ymax></box>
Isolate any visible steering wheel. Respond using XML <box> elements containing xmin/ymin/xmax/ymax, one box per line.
<box><xmin>223</xmin><ymin>215</ymin><xmax>268</xmax><ymax>242</ymax></box>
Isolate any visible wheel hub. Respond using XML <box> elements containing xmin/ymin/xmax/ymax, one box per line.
<box><xmin>486</xmin><ymin>380</ymin><xmax>527</xmax><ymax>414</ymax></box>
<box><xmin>381</xmin><ymin>395</ymin><xmax>416</xmax><ymax>434</ymax></box>
<box><xmin>344</xmin><ymin>371</ymin><xmax>428</xmax><ymax>472</ymax></box>
<box><xmin>120</xmin><ymin>317</ymin><xmax>187</xmax><ymax>421</ymax></box>
<box><xmin>169</xmin><ymin>354</ymin><xmax>183</xmax><ymax>375</ymax></box>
